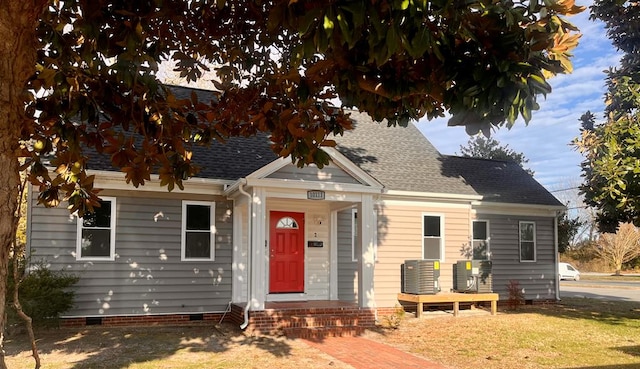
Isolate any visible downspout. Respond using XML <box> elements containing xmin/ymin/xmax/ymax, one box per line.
<box><xmin>554</xmin><ymin>211</ymin><xmax>560</xmax><ymax>301</ymax></box>
<box><xmin>238</xmin><ymin>180</ymin><xmax>252</xmax><ymax>329</ymax></box>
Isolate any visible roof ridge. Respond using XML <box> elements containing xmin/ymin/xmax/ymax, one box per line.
<box><xmin>444</xmin><ymin>154</ymin><xmax>519</xmax><ymax>164</ymax></box>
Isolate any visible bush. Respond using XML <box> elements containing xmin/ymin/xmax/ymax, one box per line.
<box><xmin>506</xmin><ymin>280</ymin><xmax>525</xmax><ymax>310</ymax></box>
<box><xmin>8</xmin><ymin>258</ymin><xmax>79</xmax><ymax>327</ymax></box>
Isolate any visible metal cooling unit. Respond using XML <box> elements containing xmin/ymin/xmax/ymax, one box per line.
<box><xmin>402</xmin><ymin>259</ymin><xmax>441</xmax><ymax>294</ymax></box>
<box><xmin>454</xmin><ymin>260</ymin><xmax>493</xmax><ymax>293</ymax></box>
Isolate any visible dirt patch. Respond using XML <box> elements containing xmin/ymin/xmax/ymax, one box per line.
<box><xmin>6</xmin><ymin>323</ymin><xmax>354</xmax><ymax>369</ymax></box>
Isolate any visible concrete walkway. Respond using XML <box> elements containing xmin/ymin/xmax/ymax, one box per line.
<box><xmin>303</xmin><ymin>336</ymin><xmax>448</xmax><ymax>369</ymax></box>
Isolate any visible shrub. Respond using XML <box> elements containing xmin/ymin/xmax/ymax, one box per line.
<box><xmin>8</xmin><ymin>258</ymin><xmax>79</xmax><ymax>327</ymax></box>
<box><xmin>506</xmin><ymin>280</ymin><xmax>525</xmax><ymax>310</ymax></box>
<box><xmin>383</xmin><ymin>305</ymin><xmax>405</xmax><ymax>329</ymax></box>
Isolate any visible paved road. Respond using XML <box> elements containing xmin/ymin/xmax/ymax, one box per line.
<box><xmin>560</xmin><ymin>280</ymin><xmax>640</xmax><ymax>302</ymax></box>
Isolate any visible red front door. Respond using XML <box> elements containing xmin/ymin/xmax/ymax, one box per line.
<box><xmin>269</xmin><ymin>211</ymin><xmax>305</xmax><ymax>293</ymax></box>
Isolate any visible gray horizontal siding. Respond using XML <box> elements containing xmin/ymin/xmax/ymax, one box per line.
<box><xmin>28</xmin><ymin>194</ymin><xmax>233</xmax><ymax>317</ymax></box>
<box><xmin>268</xmin><ymin>163</ymin><xmax>362</xmax><ymax>184</ymax></box>
<box><xmin>481</xmin><ymin>214</ymin><xmax>557</xmax><ymax>300</ymax></box>
<box><xmin>337</xmin><ymin>209</ymin><xmax>357</xmax><ymax>302</ymax></box>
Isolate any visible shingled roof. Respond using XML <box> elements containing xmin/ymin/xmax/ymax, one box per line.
<box><xmin>88</xmin><ymin>85</ymin><xmax>561</xmax><ymax>207</ymax></box>
<box><xmin>439</xmin><ymin>156</ymin><xmax>563</xmax><ymax>206</ymax></box>
<box><xmin>333</xmin><ymin>111</ymin><xmax>477</xmax><ymax>196</ymax></box>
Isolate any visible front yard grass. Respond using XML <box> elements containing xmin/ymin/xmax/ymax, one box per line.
<box><xmin>366</xmin><ymin>297</ymin><xmax>640</xmax><ymax>369</ymax></box>
<box><xmin>5</xmin><ymin>297</ymin><xmax>640</xmax><ymax>369</ymax></box>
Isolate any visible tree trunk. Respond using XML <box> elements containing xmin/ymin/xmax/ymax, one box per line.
<box><xmin>12</xmin><ymin>250</ymin><xmax>40</xmax><ymax>369</ymax></box>
<box><xmin>0</xmin><ymin>2</ymin><xmax>48</xmax><ymax>368</ymax></box>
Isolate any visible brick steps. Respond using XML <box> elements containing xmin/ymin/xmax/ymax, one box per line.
<box><xmin>229</xmin><ymin>304</ymin><xmax>379</xmax><ymax>338</ymax></box>
<box><xmin>283</xmin><ymin>314</ymin><xmax>365</xmax><ymax>338</ymax></box>
<box><xmin>284</xmin><ymin>325</ymin><xmax>366</xmax><ymax>339</ymax></box>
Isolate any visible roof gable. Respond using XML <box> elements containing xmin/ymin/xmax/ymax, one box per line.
<box><xmin>333</xmin><ymin>111</ymin><xmax>477</xmax><ymax>196</ymax></box>
<box><xmin>247</xmin><ymin>147</ymin><xmax>383</xmax><ymax>189</ymax></box>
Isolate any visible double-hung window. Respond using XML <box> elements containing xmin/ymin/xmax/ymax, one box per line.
<box><xmin>182</xmin><ymin>201</ymin><xmax>216</xmax><ymax>261</ymax></box>
<box><xmin>76</xmin><ymin>197</ymin><xmax>116</xmax><ymax>260</ymax></box>
<box><xmin>423</xmin><ymin>214</ymin><xmax>443</xmax><ymax>260</ymax></box>
<box><xmin>472</xmin><ymin>220</ymin><xmax>490</xmax><ymax>260</ymax></box>
<box><xmin>519</xmin><ymin>221</ymin><xmax>536</xmax><ymax>262</ymax></box>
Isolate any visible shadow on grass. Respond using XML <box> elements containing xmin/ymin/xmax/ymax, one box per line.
<box><xmin>5</xmin><ymin>322</ymin><xmax>293</xmax><ymax>369</ymax></box>
<box><xmin>501</xmin><ymin>297</ymin><xmax>640</xmax><ymax>328</ymax></box>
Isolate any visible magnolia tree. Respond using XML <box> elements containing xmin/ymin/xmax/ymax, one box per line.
<box><xmin>1</xmin><ymin>0</ymin><xmax>583</xmax><ymax>366</ymax></box>
<box><xmin>574</xmin><ymin>0</ymin><xmax>640</xmax><ymax>233</ymax></box>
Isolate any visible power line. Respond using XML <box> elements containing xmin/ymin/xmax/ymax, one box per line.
<box><xmin>550</xmin><ymin>186</ymin><xmax>581</xmax><ymax>193</ymax></box>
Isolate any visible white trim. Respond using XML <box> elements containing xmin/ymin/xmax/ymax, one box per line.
<box><xmin>519</xmin><ymin>221</ymin><xmax>537</xmax><ymax>262</ymax></box>
<box><xmin>88</xmin><ymin>170</ymin><xmax>231</xmax><ymax>195</ymax></box>
<box><xmin>251</xmin><ymin>188</ymin><xmax>268</xmax><ymax>310</ymax></box>
<box><xmin>245</xmin><ymin>178</ymin><xmax>383</xmax><ymax>193</ymax></box>
<box><xmin>372</xmin><ymin>207</ymin><xmax>379</xmax><ymax>262</ymax></box>
<box><xmin>266</xmin><ymin>293</ymin><xmax>307</xmax><ymax>302</ymax></box>
<box><xmin>471</xmin><ymin>219</ymin><xmax>491</xmax><ymax>260</ymax></box>
<box><xmin>357</xmin><ymin>194</ymin><xmax>376</xmax><ymax>308</ymax></box>
<box><xmin>380</xmin><ymin>199</ymin><xmax>473</xmax><ymax>209</ymax></box>
<box><xmin>323</xmin><ymin>147</ymin><xmax>385</xmax><ymax>188</ymax></box>
<box><xmin>554</xmin><ymin>212</ymin><xmax>560</xmax><ymax>301</ymax></box>
<box><xmin>244</xmin><ymin>148</ymin><xmax>384</xmax><ymax>189</ymax></box>
<box><xmin>329</xmin><ymin>210</ymin><xmax>338</xmax><ymax>300</ymax></box>
<box><xmin>422</xmin><ymin>213</ymin><xmax>445</xmax><ymax>262</ymax></box>
<box><xmin>25</xmin><ymin>184</ymin><xmax>34</xmax><ymax>257</ymax></box>
<box><xmin>181</xmin><ymin>200</ymin><xmax>216</xmax><ymax>261</ymax></box>
<box><xmin>261</xmin><ymin>188</ymin><xmax>366</xmax><ymax>202</ymax></box>
<box><xmin>351</xmin><ymin>208</ymin><xmax>358</xmax><ymax>262</ymax></box>
<box><xmin>384</xmin><ymin>189</ymin><xmax>482</xmax><ymax>201</ymax></box>
<box><xmin>473</xmin><ymin>201</ymin><xmax>565</xmax><ymax>216</ymax></box>
<box><xmin>75</xmin><ymin>196</ymin><xmax>117</xmax><ymax>261</ymax></box>
<box><xmin>245</xmin><ymin>157</ymin><xmax>290</xmax><ymax>180</ymax></box>
<box><xmin>231</xmin><ymin>200</ymin><xmax>246</xmax><ymax>303</ymax></box>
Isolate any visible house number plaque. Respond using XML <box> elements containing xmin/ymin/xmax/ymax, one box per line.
<box><xmin>307</xmin><ymin>190</ymin><xmax>325</xmax><ymax>200</ymax></box>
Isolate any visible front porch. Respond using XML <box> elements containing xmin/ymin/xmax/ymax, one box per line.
<box><xmin>229</xmin><ymin>301</ymin><xmax>388</xmax><ymax>338</ymax></box>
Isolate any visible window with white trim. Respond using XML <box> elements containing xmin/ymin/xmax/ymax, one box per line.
<box><xmin>519</xmin><ymin>221</ymin><xmax>536</xmax><ymax>262</ymax></box>
<box><xmin>472</xmin><ymin>220</ymin><xmax>490</xmax><ymax>260</ymax></box>
<box><xmin>423</xmin><ymin>214</ymin><xmax>443</xmax><ymax>260</ymax></box>
<box><xmin>182</xmin><ymin>201</ymin><xmax>216</xmax><ymax>261</ymax></box>
<box><xmin>76</xmin><ymin>197</ymin><xmax>116</xmax><ymax>260</ymax></box>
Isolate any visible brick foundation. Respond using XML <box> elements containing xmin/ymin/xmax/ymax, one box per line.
<box><xmin>61</xmin><ymin>304</ymin><xmax>400</xmax><ymax>338</ymax></box>
<box><xmin>61</xmin><ymin>312</ymin><xmax>225</xmax><ymax>328</ymax></box>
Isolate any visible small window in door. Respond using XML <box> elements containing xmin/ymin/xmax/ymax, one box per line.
<box><xmin>276</xmin><ymin>217</ymin><xmax>298</xmax><ymax>229</ymax></box>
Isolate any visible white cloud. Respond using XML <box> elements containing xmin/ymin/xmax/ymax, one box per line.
<box><xmin>418</xmin><ymin>0</ymin><xmax>621</xmax><ymax>191</ymax></box>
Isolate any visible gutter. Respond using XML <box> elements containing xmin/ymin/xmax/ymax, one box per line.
<box><xmin>237</xmin><ymin>179</ymin><xmax>253</xmax><ymax>329</ymax></box>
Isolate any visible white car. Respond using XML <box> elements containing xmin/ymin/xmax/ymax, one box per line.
<box><xmin>559</xmin><ymin>262</ymin><xmax>581</xmax><ymax>281</ymax></box>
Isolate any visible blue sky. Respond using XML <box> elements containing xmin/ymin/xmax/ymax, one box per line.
<box><xmin>417</xmin><ymin>0</ymin><xmax>620</xmax><ymax>193</ymax></box>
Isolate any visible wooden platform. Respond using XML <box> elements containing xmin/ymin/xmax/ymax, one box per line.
<box><xmin>397</xmin><ymin>292</ymin><xmax>499</xmax><ymax>317</ymax></box>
